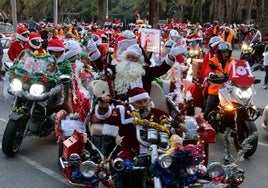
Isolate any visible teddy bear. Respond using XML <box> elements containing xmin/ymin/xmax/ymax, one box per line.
<box><xmin>89</xmin><ymin>79</ymin><xmax>122</xmax><ymax>157</ymax></box>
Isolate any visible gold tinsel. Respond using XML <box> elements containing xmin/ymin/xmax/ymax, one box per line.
<box><xmin>130</xmin><ymin>110</ymin><xmax>170</xmax><ymax>134</ymax></box>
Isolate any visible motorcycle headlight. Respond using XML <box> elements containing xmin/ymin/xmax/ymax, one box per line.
<box><xmin>241</xmin><ymin>43</ymin><xmax>248</xmax><ymax>51</ymax></box>
<box><xmin>10</xmin><ymin>78</ymin><xmax>23</xmax><ymax>92</ymax></box>
<box><xmin>234</xmin><ymin>87</ymin><xmax>253</xmax><ymax>104</ymax></box>
<box><xmin>158</xmin><ymin>154</ymin><xmax>172</xmax><ymax>169</ymax></box>
<box><xmin>207</xmin><ymin>162</ymin><xmax>224</xmax><ymax>177</ymax></box>
<box><xmin>79</xmin><ymin>161</ymin><xmax>97</xmax><ymax>178</ymax></box>
<box><xmin>113</xmin><ymin>158</ymin><xmax>125</xmax><ymax>172</ymax></box>
<box><xmin>29</xmin><ymin>84</ymin><xmax>45</xmax><ymax>96</ymax></box>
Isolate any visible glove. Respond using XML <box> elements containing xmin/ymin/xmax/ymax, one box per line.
<box><xmin>87</xmin><ymin>39</ymin><xmax>100</xmax><ymax>61</ymax></box>
<box><xmin>209</xmin><ymin>74</ymin><xmax>218</xmax><ymax>79</ymax></box>
<box><xmin>170</xmin><ymin>45</ymin><xmax>187</xmax><ymax>56</ymax></box>
<box><xmin>87</xmin><ymin>39</ymin><xmax>97</xmax><ymax>52</ymax></box>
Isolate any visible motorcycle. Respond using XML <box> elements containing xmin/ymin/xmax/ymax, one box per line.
<box><xmin>240</xmin><ymin>41</ymin><xmax>268</xmax><ymax>66</ymax></box>
<box><xmin>58</xmin><ymin>107</ymin><xmax>245</xmax><ymax>188</ymax></box>
<box><xmin>207</xmin><ymin>60</ymin><xmax>261</xmax><ymax>161</ymax></box>
<box><xmin>2</xmin><ymin>50</ymin><xmax>70</xmax><ymax>157</ymax></box>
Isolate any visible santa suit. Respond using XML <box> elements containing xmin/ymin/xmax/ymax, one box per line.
<box><xmin>91</xmin><ymin>56</ymin><xmax>174</xmax><ymax>100</ymax></box>
<box><xmin>94</xmin><ymin>104</ymin><xmax>169</xmax><ymax>160</ymax></box>
<box><xmin>8</xmin><ymin>40</ymin><xmax>26</xmax><ymax>61</ymax></box>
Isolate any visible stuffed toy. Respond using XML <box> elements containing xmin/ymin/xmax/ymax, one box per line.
<box><xmin>90</xmin><ymin>79</ymin><xmax>122</xmax><ymax>157</ymax></box>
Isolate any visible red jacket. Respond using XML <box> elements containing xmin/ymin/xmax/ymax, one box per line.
<box><xmin>8</xmin><ymin>40</ymin><xmax>25</xmax><ymax>61</ymax></box>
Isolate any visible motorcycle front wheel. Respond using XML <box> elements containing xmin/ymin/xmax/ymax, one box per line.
<box><xmin>2</xmin><ymin>119</ymin><xmax>24</xmax><ymax>157</ymax></box>
<box><xmin>233</xmin><ymin>121</ymin><xmax>258</xmax><ymax>158</ymax></box>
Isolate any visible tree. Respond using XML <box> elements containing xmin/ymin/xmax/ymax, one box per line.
<box><xmin>256</xmin><ymin>0</ymin><xmax>268</xmax><ymax>35</ymax></box>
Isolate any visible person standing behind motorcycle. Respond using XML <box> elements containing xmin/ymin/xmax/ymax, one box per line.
<box><xmin>262</xmin><ymin>45</ymin><xmax>268</xmax><ymax>89</ymax></box>
<box><xmin>64</xmin><ymin>39</ymin><xmax>92</xmax><ymax>121</ymax></box>
<box><xmin>8</xmin><ymin>27</ymin><xmax>30</xmax><ymax>61</ymax></box>
<box><xmin>203</xmin><ymin>41</ymin><xmax>235</xmax><ymax>120</ymax></box>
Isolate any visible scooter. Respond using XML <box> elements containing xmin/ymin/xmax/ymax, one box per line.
<box><xmin>207</xmin><ymin>60</ymin><xmax>261</xmax><ymax>162</ymax></box>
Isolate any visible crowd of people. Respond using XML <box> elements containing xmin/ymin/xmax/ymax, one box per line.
<box><xmin>1</xmin><ymin>17</ymin><xmax>265</xmax><ymax>186</ymax></box>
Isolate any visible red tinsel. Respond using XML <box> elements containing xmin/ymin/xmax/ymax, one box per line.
<box><xmin>71</xmin><ymin>83</ymin><xmax>91</xmax><ymax>122</ymax></box>
<box><xmin>42</xmin><ymin>75</ymin><xmax>48</xmax><ymax>83</ymax></box>
<box><xmin>54</xmin><ymin>109</ymin><xmax>68</xmax><ymax>142</ymax></box>
<box><xmin>23</xmin><ymin>74</ymin><xmax>30</xmax><ymax>81</ymax></box>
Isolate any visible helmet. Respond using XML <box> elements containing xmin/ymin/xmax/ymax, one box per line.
<box><xmin>47</xmin><ymin>39</ymin><xmax>65</xmax><ymax>61</ymax></box>
<box><xmin>209</xmin><ymin>36</ymin><xmax>223</xmax><ymax>48</ymax></box>
<box><xmin>169</xmin><ymin>29</ymin><xmax>180</xmax><ymax>42</ymax></box>
<box><xmin>217</xmin><ymin>41</ymin><xmax>232</xmax><ymax>51</ymax></box>
<box><xmin>29</xmin><ymin>33</ymin><xmax>42</xmax><ymax>49</ymax></box>
<box><xmin>64</xmin><ymin>40</ymin><xmax>82</xmax><ymax>60</ymax></box>
<box><xmin>169</xmin><ymin>29</ymin><xmax>179</xmax><ymax>38</ymax></box>
<box><xmin>16</xmin><ymin>27</ymin><xmax>30</xmax><ymax>42</ymax></box>
<box><xmin>216</xmin><ymin>41</ymin><xmax>232</xmax><ymax>60</ymax></box>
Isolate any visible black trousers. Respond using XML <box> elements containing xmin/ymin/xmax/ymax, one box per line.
<box><xmin>203</xmin><ymin>94</ymin><xmax>219</xmax><ymax>120</ymax></box>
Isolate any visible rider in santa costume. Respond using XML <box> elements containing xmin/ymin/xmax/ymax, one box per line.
<box><xmin>87</xmin><ymin>40</ymin><xmax>187</xmax><ymax>101</ymax></box>
<box><xmin>8</xmin><ymin>27</ymin><xmax>30</xmax><ymax>61</ymax></box>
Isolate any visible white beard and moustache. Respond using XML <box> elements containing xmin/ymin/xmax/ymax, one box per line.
<box><xmin>139</xmin><ymin>105</ymin><xmax>151</xmax><ymax>119</ymax></box>
<box><xmin>114</xmin><ymin>56</ymin><xmax>145</xmax><ymax>95</ymax></box>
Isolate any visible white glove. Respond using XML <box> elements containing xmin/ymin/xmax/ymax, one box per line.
<box><xmin>170</xmin><ymin>45</ymin><xmax>187</xmax><ymax>56</ymax></box>
<box><xmin>87</xmin><ymin>39</ymin><xmax>100</xmax><ymax>61</ymax></box>
<box><xmin>87</xmin><ymin>39</ymin><xmax>97</xmax><ymax>52</ymax></box>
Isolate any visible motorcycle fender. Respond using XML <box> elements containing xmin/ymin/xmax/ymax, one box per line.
<box><xmin>9</xmin><ymin>111</ymin><xmax>27</xmax><ymax>121</ymax></box>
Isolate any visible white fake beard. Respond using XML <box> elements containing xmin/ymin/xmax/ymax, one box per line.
<box><xmin>140</xmin><ymin>106</ymin><xmax>151</xmax><ymax>119</ymax></box>
<box><xmin>114</xmin><ymin>60</ymin><xmax>145</xmax><ymax>95</ymax></box>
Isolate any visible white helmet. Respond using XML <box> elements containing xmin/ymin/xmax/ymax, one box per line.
<box><xmin>209</xmin><ymin>36</ymin><xmax>223</xmax><ymax>48</ymax></box>
<box><xmin>169</xmin><ymin>29</ymin><xmax>180</xmax><ymax>38</ymax></box>
<box><xmin>169</xmin><ymin>29</ymin><xmax>180</xmax><ymax>42</ymax></box>
<box><xmin>64</xmin><ymin>40</ymin><xmax>82</xmax><ymax>60</ymax></box>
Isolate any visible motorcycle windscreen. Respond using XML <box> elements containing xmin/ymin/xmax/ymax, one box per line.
<box><xmin>18</xmin><ymin>51</ymin><xmax>57</xmax><ymax>75</ymax></box>
<box><xmin>229</xmin><ymin>60</ymin><xmax>255</xmax><ymax>88</ymax></box>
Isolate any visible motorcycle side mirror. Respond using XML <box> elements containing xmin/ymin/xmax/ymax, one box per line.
<box><xmin>59</xmin><ymin>75</ymin><xmax>71</xmax><ymax>83</ymax></box>
<box><xmin>209</xmin><ymin>63</ymin><xmax>219</xmax><ymax>70</ymax></box>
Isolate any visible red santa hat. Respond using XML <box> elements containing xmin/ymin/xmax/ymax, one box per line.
<box><xmin>29</xmin><ymin>32</ymin><xmax>42</xmax><ymax>40</ymax></box>
<box><xmin>17</xmin><ymin>27</ymin><xmax>29</xmax><ymax>35</ymax></box>
<box><xmin>29</xmin><ymin>32</ymin><xmax>42</xmax><ymax>49</ymax></box>
<box><xmin>47</xmin><ymin>39</ymin><xmax>65</xmax><ymax>51</ymax></box>
<box><xmin>128</xmin><ymin>87</ymin><xmax>150</xmax><ymax>103</ymax></box>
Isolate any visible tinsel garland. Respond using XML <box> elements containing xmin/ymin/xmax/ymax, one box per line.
<box><xmin>237</xmin><ymin>131</ymin><xmax>258</xmax><ymax>161</ymax></box>
<box><xmin>130</xmin><ymin>110</ymin><xmax>170</xmax><ymax>134</ymax></box>
<box><xmin>71</xmin><ymin>60</ymin><xmax>93</xmax><ymax>122</ymax></box>
<box><xmin>150</xmin><ymin>149</ymin><xmax>198</xmax><ymax>186</ymax></box>
<box><xmin>54</xmin><ymin>109</ymin><xmax>68</xmax><ymax>142</ymax></box>
<box><xmin>8</xmin><ymin>50</ymin><xmax>60</xmax><ymax>85</ymax></box>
